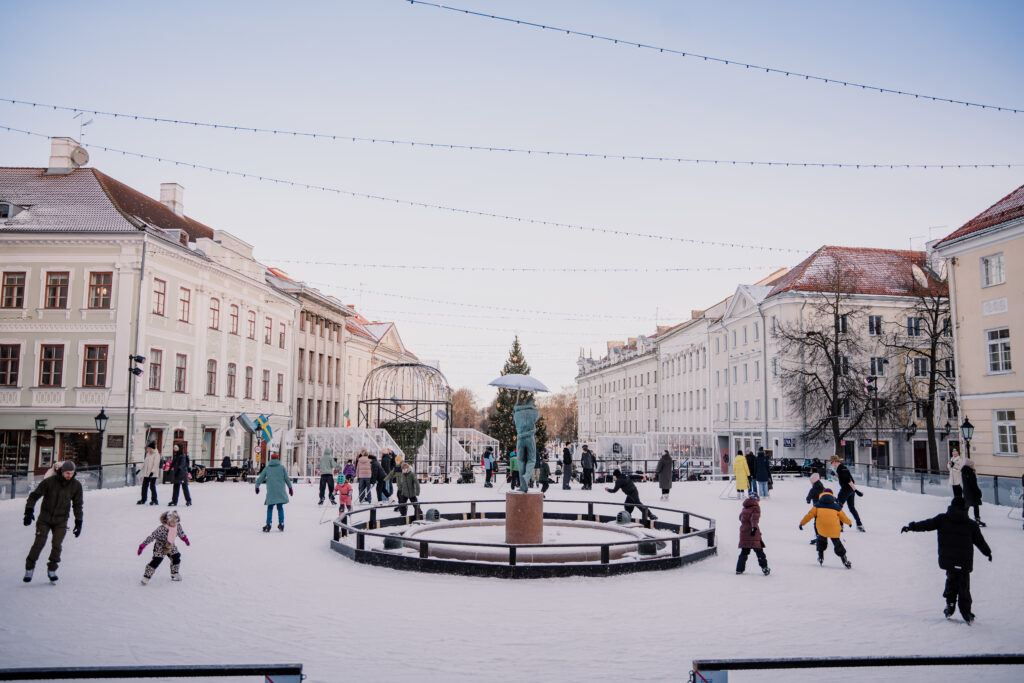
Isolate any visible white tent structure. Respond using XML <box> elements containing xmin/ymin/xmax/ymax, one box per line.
<box><xmin>453</xmin><ymin>429</ymin><xmax>498</xmax><ymax>464</ymax></box>
<box><xmin>302</xmin><ymin>428</ymin><xmax>404</xmax><ymax>477</ymax></box>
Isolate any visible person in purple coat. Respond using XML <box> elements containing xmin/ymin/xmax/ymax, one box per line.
<box><xmin>736</xmin><ymin>492</ymin><xmax>770</xmax><ymax>576</ymax></box>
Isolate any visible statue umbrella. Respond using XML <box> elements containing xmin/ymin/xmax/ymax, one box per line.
<box><xmin>489</xmin><ymin>374</ymin><xmax>549</xmax><ymax>403</ymax></box>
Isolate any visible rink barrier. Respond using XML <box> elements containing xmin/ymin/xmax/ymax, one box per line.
<box><xmin>690</xmin><ymin>654</ymin><xmax>1024</xmax><ymax>682</ymax></box>
<box><xmin>0</xmin><ymin>663</ymin><xmax>304</xmax><ymax>681</ymax></box>
<box><xmin>331</xmin><ymin>498</ymin><xmax>717</xmax><ymax>579</ymax></box>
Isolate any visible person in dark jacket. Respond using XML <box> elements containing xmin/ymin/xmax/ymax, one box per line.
<box><xmin>736</xmin><ymin>492</ymin><xmax>770</xmax><ymax>576</ymax></box>
<box><xmin>829</xmin><ymin>456</ymin><xmax>863</xmax><ymax>531</ymax></box>
<box><xmin>744</xmin><ymin>450</ymin><xmax>756</xmax><ymax>495</ymax></box>
<box><xmin>562</xmin><ymin>446</ymin><xmax>573</xmax><ymax>490</ymax></box>
<box><xmin>902</xmin><ymin>497</ymin><xmax>992</xmax><ymax>624</ymax></box>
<box><xmin>753</xmin><ymin>449</ymin><xmax>771</xmax><ymax>498</ymax></box>
<box><xmin>23</xmin><ymin>460</ymin><xmax>83</xmax><ymax>582</ymax></box>
<box><xmin>371</xmin><ymin>455</ymin><xmax>389</xmax><ymax>503</ymax></box>
<box><xmin>317</xmin><ymin>449</ymin><xmax>337</xmax><ymax>506</ymax></box>
<box><xmin>168</xmin><ymin>444</ymin><xmax>192</xmax><ymax>507</ymax></box>
<box><xmin>580</xmin><ymin>445</ymin><xmax>595</xmax><ymax>490</ymax></box>
<box><xmin>384</xmin><ymin>460</ymin><xmax>421</xmax><ymax>517</ymax></box>
<box><xmin>221</xmin><ymin>454</ymin><xmax>232</xmax><ymax>469</ymax></box>
<box><xmin>804</xmin><ymin>473</ymin><xmax>825</xmax><ymax>544</ymax></box>
<box><xmin>538</xmin><ymin>455</ymin><xmax>553</xmax><ymax>493</ymax></box>
<box><xmin>482</xmin><ymin>446</ymin><xmax>495</xmax><ymax>488</ymax></box>
<box><xmin>655</xmin><ymin>450</ymin><xmax>673</xmax><ymax>501</ymax></box>
<box><xmin>960</xmin><ymin>458</ymin><xmax>985</xmax><ymax>527</ymax></box>
<box><xmin>606</xmin><ymin>470</ymin><xmax>657</xmax><ymax>521</ymax></box>
<box><xmin>380</xmin><ymin>449</ymin><xmax>396</xmax><ymax>499</ymax></box>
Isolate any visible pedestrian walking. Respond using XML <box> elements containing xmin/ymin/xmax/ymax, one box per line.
<box><xmin>137</xmin><ymin>441</ymin><xmax>160</xmax><ymax>506</ymax></box>
<box><xmin>137</xmin><ymin>510</ymin><xmax>190</xmax><ymax>584</ymax></box>
<box><xmin>829</xmin><ymin>455</ymin><xmax>864</xmax><ymax>531</ymax></box>
<box><xmin>580</xmin><ymin>445</ymin><xmax>596</xmax><ymax>490</ymax></box>
<box><xmin>22</xmin><ymin>461</ymin><xmax>83</xmax><ymax>583</ymax></box>
<box><xmin>605</xmin><ymin>469</ymin><xmax>657</xmax><ymax>521</ymax></box>
<box><xmin>385</xmin><ymin>460</ymin><xmax>421</xmax><ymax>517</ymax></box>
<box><xmin>168</xmin><ymin>444</ymin><xmax>192</xmax><ymax>507</ymax></box>
<box><xmin>371</xmin><ymin>455</ymin><xmax>388</xmax><ymax>503</ymax></box>
<box><xmin>736</xmin><ymin>492</ymin><xmax>770</xmax><ymax>576</ymax></box>
<box><xmin>744</xmin><ymin>450</ymin><xmax>756</xmax><ymax>495</ymax></box>
<box><xmin>483</xmin><ymin>446</ymin><xmax>496</xmax><ymax>488</ymax></box>
<box><xmin>562</xmin><ymin>445</ymin><xmax>573</xmax><ymax>490</ymax></box>
<box><xmin>960</xmin><ymin>458</ymin><xmax>985</xmax><ymax>527</ymax></box>
<box><xmin>318</xmin><ymin>448</ymin><xmax>337</xmax><ymax>506</ymax></box>
<box><xmin>733</xmin><ymin>450</ymin><xmax>751</xmax><ymax>498</ymax></box>
<box><xmin>901</xmin><ymin>497</ymin><xmax>992</xmax><ymax>624</ymax></box>
<box><xmin>799</xmin><ymin>487</ymin><xmax>853</xmax><ymax>568</ymax></box>
<box><xmin>355</xmin><ymin>451</ymin><xmax>372</xmax><ymax>504</ymax></box>
<box><xmin>655</xmin><ymin>450</ymin><xmax>673</xmax><ymax>501</ymax></box>
<box><xmin>380</xmin><ymin>449</ymin><xmax>396</xmax><ymax>499</ymax></box>
<box><xmin>948</xmin><ymin>449</ymin><xmax>964</xmax><ymax>499</ymax></box>
<box><xmin>255</xmin><ymin>453</ymin><xmax>293</xmax><ymax>532</ymax></box>
<box><xmin>753</xmin><ymin>448</ymin><xmax>771</xmax><ymax>498</ymax></box>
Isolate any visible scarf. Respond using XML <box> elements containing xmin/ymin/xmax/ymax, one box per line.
<box><xmin>163</xmin><ymin>522</ymin><xmax>178</xmax><ymax>551</ymax></box>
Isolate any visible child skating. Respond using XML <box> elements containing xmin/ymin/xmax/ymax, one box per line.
<box><xmin>137</xmin><ymin>510</ymin><xmax>190</xmax><ymax>584</ymax></box>
<box><xmin>335</xmin><ymin>474</ymin><xmax>353</xmax><ymax>515</ymax></box>
<box><xmin>799</xmin><ymin>487</ymin><xmax>853</xmax><ymax>568</ymax></box>
<box><xmin>736</xmin><ymin>492</ymin><xmax>770</xmax><ymax>576</ymax></box>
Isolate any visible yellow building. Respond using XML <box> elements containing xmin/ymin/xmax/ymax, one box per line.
<box><xmin>934</xmin><ymin>184</ymin><xmax>1023</xmax><ymax>478</ymax></box>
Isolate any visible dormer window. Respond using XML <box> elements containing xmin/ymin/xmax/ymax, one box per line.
<box><xmin>0</xmin><ymin>202</ymin><xmax>13</xmax><ymax>219</ymax></box>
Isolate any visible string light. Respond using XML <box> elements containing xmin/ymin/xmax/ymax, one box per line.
<box><xmin>0</xmin><ymin>124</ymin><xmax>805</xmax><ymax>253</ymax></box>
<box><xmin>3</xmin><ymin>99</ymin><xmax>1021</xmax><ymax>169</ymax></box>
<box><xmin>405</xmin><ymin>1</ymin><xmax>1024</xmax><ymax>115</ymax></box>
<box><xmin>273</xmin><ymin>257</ymin><xmax>783</xmax><ymax>273</ymax></box>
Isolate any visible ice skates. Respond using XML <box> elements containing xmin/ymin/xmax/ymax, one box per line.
<box><xmin>22</xmin><ymin>569</ymin><xmax>33</xmax><ymax>583</ymax></box>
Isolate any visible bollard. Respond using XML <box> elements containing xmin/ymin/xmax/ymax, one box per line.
<box><xmin>509</xmin><ymin>546</ymin><xmax>517</xmax><ymax>566</ymax></box>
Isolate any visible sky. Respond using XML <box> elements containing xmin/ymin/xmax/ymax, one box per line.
<box><xmin>2</xmin><ymin>0</ymin><xmax>1023</xmax><ymax>402</ymax></box>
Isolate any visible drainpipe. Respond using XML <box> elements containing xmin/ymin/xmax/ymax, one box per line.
<box><xmin>799</xmin><ymin>294</ymin><xmax>809</xmax><ymax>462</ymax></box>
<box><xmin>758</xmin><ymin>302</ymin><xmax>770</xmax><ymax>450</ymax></box>
<box><xmin>945</xmin><ymin>257</ymin><xmax>963</xmax><ymax>428</ymax></box>
<box><xmin>129</xmin><ymin>233</ymin><xmax>148</xmax><ymax>464</ymax></box>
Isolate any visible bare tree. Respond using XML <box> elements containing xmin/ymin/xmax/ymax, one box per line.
<box><xmin>538</xmin><ymin>388</ymin><xmax>578</xmax><ymax>443</ymax></box>
<box><xmin>450</xmin><ymin>387</ymin><xmax>481</xmax><ymax>429</ymax></box>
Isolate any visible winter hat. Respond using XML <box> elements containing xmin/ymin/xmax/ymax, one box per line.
<box><xmin>270</xmin><ymin>453</ymin><xmax>280</xmax><ymax>459</ymax></box>
<box><xmin>147</xmin><ymin>440</ymin><xmax>157</xmax><ymax>449</ymax></box>
<box><xmin>951</xmin><ymin>496</ymin><xmax>966</xmax><ymax>510</ymax></box>
<box><xmin>336</xmin><ymin>474</ymin><xmax>345</xmax><ymax>484</ymax></box>
<box><xmin>612</xmin><ymin>469</ymin><xmax>622</xmax><ymax>478</ymax></box>
<box><xmin>748</xmin><ymin>491</ymin><xmax>760</xmax><ymax>500</ymax></box>
<box><xmin>809</xmin><ymin>473</ymin><xmax>820</xmax><ymax>484</ymax></box>
<box><xmin>821</xmin><ymin>488</ymin><xmax>834</xmax><ymax>496</ymax></box>
<box><xmin>60</xmin><ymin>461</ymin><xmax>76</xmax><ymax>473</ymax></box>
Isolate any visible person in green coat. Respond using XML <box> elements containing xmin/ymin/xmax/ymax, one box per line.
<box><xmin>384</xmin><ymin>460</ymin><xmax>421</xmax><ymax>517</ymax></box>
<box><xmin>318</xmin><ymin>448</ymin><xmax>337</xmax><ymax>506</ymax></box>
<box><xmin>509</xmin><ymin>451</ymin><xmax>519</xmax><ymax>489</ymax></box>
<box><xmin>255</xmin><ymin>453</ymin><xmax>293</xmax><ymax>532</ymax></box>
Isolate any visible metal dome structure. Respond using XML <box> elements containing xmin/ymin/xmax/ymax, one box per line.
<box><xmin>358</xmin><ymin>362</ymin><xmax>453</xmax><ymax>478</ymax></box>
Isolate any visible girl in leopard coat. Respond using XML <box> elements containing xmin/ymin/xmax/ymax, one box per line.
<box><xmin>137</xmin><ymin>510</ymin><xmax>190</xmax><ymax>584</ymax></box>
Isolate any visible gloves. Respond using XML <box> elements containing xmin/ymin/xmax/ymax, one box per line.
<box><xmin>288</xmin><ymin>489</ymin><xmax>294</xmax><ymax>497</ymax></box>
<box><xmin>181</xmin><ymin>535</ymin><xmax>191</xmax><ymax>547</ymax></box>
<box><xmin>798</xmin><ymin>525</ymin><xmax>803</xmax><ymax>531</ymax></box>
<box><xmin>901</xmin><ymin>526</ymin><xmax>910</xmax><ymax>533</ymax></box>
<box><xmin>24</xmin><ymin>511</ymin><xmax>34</xmax><ymax>526</ymax></box>
<box><xmin>855</xmin><ymin>489</ymin><xmax>864</xmax><ymax>497</ymax></box>
<box><xmin>137</xmin><ymin>542</ymin><xmax>147</xmax><ymax>556</ymax></box>
<box><xmin>749</xmin><ymin>527</ymin><xmax>757</xmax><ymax>536</ymax></box>
<box><xmin>73</xmin><ymin>520</ymin><xmax>82</xmax><ymax>537</ymax></box>
<box><xmin>255</xmin><ymin>487</ymin><xmax>260</xmax><ymax>495</ymax></box>
<box><xmin>987</xmin><ymin>554</ymin><xmax>993</xmax><ymax>562</ymax></box>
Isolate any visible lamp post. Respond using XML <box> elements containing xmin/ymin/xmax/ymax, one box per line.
<box><xmin>960</xmin><ymin>417</ymin><xmax>974</xmax><ymax>460</ymax></box>
<box><xmin>126</xmin><ymin>354</ymin><xmax>146</xmax><ymax>484</ymax></box>
<box><xmin>94</xmin><ymin>408</ymin><xmax>108</xmax><ymax>484</ymax></box>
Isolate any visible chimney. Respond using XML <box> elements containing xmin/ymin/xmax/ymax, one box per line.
<box><xmin>45</xmin><ymin>137</ymin><xmax>89</xmax><ymax>175</ymax></box>
<box><xmin>160</xmin><ymin>183</ymin><xmax>185</xmax><ymax>216</ymax></box>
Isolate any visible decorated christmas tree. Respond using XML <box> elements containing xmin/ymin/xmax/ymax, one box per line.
<box><xmin>488</xmin><ymin>336</ymin><xmax>539</xmax><ymax>459</ymax></box>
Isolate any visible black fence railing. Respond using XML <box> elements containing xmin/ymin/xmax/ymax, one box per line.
<box><xmin>0</xmin><ymin>463</ymin><xmax>138</xmax><ymax>500</ymax></box>
<box><xmin>0</xmin><ymin>663</ymin><xmax>304</xmax><ymax>681</ymax></box>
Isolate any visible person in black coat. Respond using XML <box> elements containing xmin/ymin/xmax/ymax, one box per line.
<box><xmin>371</xmin><ymin>455</ymin><xmax>389</xmax><ymax>503</ymax></box>
<box><xmin>902</xmin><ymin>497</ymin><xmax>992</xmax><ymax>624</ymax></box>
<box><xmin>168</xmin><ymin>444</ymin><xmax>192</xmax><ymax>507</ymax></box>
<box><xmin>562</xmin><ymin>446</ymin><xmax>573</xmax><ymax>490</ymax></box>
<box><xmin>605</xmin><ymin>469</ymin><xmax>657</xmax><ymax>521</ymax></box>
<box><xmin>829</xmin><ymin>456</ymin><xmax>863</xmax><ymax>531</ymax></box>
<box><xmin>744</xmin><ymin>451</ymin><xmax>756</xmax><ymax>495</ymax></box>
<box><xmin>960</xmin><ymin>458</ymin><xmax>985</xmax><ymax>527</ymax></box>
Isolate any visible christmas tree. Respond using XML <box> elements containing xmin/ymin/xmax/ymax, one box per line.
<box><xmin>488</xmin><ymin>336</ymin><xmax>538</xmax><ymax>460</ymax></box>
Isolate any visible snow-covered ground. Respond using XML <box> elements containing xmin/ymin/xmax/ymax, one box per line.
<box><xmin>2</xmin><ymin>476</ymin><xmax>1022</xmax><ymax>682</ymax></box>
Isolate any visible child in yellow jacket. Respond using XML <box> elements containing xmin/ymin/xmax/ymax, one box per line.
<box><xmin>799</xmin><ymin>488</ymin><xmax>853</xmax><ymax>568</ymax></box>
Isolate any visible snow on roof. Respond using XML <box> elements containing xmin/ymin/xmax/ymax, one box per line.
<box><xmin>935</xmin><ymin>182</ymin><xmax>1024</xmax><ymax>248</ymax></box>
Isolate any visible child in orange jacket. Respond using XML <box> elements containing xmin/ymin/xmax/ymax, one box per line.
<box><xmin>799</xmin><ymin>488</ymin><xmax>853</xmax><ymax>568</ymax></box>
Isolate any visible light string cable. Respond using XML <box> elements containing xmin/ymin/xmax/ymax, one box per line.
<box><xmin>0</xmin><ymin>123</ymin><xmax>803</xmax><ymax>253</ymax></box>
<box><xmin>405</xmin><ymin>1</ymin><xmax>1024</xmax><ymax>115</ymax></box>
<box><xmin>272</xmin><ymin>257</ymin><xmax>784</xmax><ymax>273</ymax></box>
<box><xmin>2</xmin><ymin>97</ymin><xmax>1022</xmax><ymax>169</ymax></box>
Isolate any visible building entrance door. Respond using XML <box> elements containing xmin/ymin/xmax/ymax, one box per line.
<box><xmin>202</xmin><ymin>428</ymin><xmax>217</xmax><ymax>466</ymax></box>
<box><xmin>913</xmin><ymin>440</ymin><xmax>928</xmax><ymax>472</ymax></box>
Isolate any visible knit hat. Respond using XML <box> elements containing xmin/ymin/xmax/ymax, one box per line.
<box><xmin>951</xmin><ymin>496</ymin><xmax>966</xmax><ymax>510</ymax></box>
<box><xmin>336</xmin><ymin>474</ymin><xmax>345</xmax><ymax>484</ymax></box>
<box><xmin>60</xmin><ymin>461</ymin><xmax>76</xmax><ymax>473</ymax></box>
<box><xmin>748</xmin><ymin>491</ymin><xmax>760</xmax><ymax>500</ymax></box>
<box><xmin>270</xmin><ymin>453</ymin><xmax>280</xmax><ymax>459</ymax></box>
<box><xmin>809</xmin><ymin>473</ymin><xmax>820</xmax><ymax>484</ymax></box>
<box><xmin>821</xmin><ymin>488</ymin><xmax>834</xmax><ymax>496</ymax></box>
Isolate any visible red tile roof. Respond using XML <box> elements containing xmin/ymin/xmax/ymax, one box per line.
<box><xmin>934</xmin><ymin>183</ymin><xmax>1024</xmax><ymax>247</ymax></box>
<box><xmin>766</xmin><ymin>246</ymin><xmax>947</xmax><ymax>298</ymax></box>
<box><xmin>92</xmin><ymin>169</ymin><xmax>215</xmax><ymax>241</ymax></box>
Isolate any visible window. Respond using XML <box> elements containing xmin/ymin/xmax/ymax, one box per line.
<box><xmin>840</xmin><ymin>356</ymin><xmax>850</xmax><ymax>376</ymax></box>
<box><xmin>326</xmin><ymin>358</ymin><xmax>332</xmax><ymax>386</ymax></box>
<box><xmin>870</xmin><ymin>357</ymin><xmax>888</xmax><ymax>376</ymax></box>
<box><xmin>995</xmin><ymin>410</ymin><xmax>1017</xmax><ymax>455</ymax></box>
<box><xmin>987</xmin><ymin>328</ymin><xmax>1011</xmax><ymax>373</ymax></box>
<box><xmin>772</xmin><ymin>357</ymin><xmax>778</xmax><ymax>377</ymax></box>
<box><xmin>296</xmin><ymin>399</ymin><xmax>305</xmax><ymax>429</ymax></box>
<box><xmin>264</xmin><ymin>316</ymin><xmax>273</xmax><ymax>345</ymax></box>
<box><xmin>152</xmin><ymin>279</ymin><xmax>166</xmax><ymax>316</ymax></box>
<box><xmin>45</xmin><ymin>272</ymin><xmax>69</xmax><ymax>309</ymax></box>
<box><xmin>743</xmin><ymin>327</ymin><xmax>748</xmax><ymax>345</ymax></box>
<box><xmin>773</xmin><ymin>398</ymin><xmax>779</xmax><ymax>419</ymax></box>
<box><xmin>227</xmin><ymin>363</ymin><xmax>237</xmax><ymax>397</ymax></box>
<box><xmin>715</xmin><ymin>337</ymin><xmax>720</xmax><ymax>353</ymax></box>
<box><xmin>913</xmin><ymin>357</ymin><xmax>930</xmax><ymax>377</ymax></box>
<box><xmin>732</xmin><ymin>330</ymin><xmax>737</xmax><ymax>347</ymax></box>
<box><xmin>915</xmin><ymin>400</ymin><xmax>929</xmax><ymax>419</ymax></box>
<box><xmin>838</xmin><ymin>314</ymin><xmax>848</xmax><ymax>334</ymax></box>
<box><xmin>942</xmin><ymin>358</ymin><xmax>955</xmax><ymax>378</ymax></box>
<box><xmin>82</xmin><ymin>345</ymin><xmax>108</xmax><ymax>387</ymax></box>
<box><xmin>308</xmin><ymin>350</ymin><xmax>314</xmax><ymax>382</ymax></box>
<box><xmin>942</xmin><ymin>318</ymin><xmax>952</xmax><ymax>337</ymax></box>
<box><xmin>868</xmin><ymin>315</ymin><xmax>882</xmax><ymax>336</ymax></box>
<box><xmin>754</xmin><ymin>323</ymin><xmax>759</xmax><ymax>340</ymax></box>
<box><xmin>88</xmin><ymin>272</ymin><xmax>112</xmax><ymax>309</ymax></box>
<box><xmin>0</xmin><ymin>202</ymin><xmax>11</xmax><ymax>218</ymax></box>
<box><xmin>839</xmin><ymin>398</ymin><xmax>851</xmax><ymax>418</ymax></box>
<box><xmin>247</xmin><ymin>311</ymin><xmax>256</xmax><ymax>339</ymax></box>
<box><xmin>206</xmin><ymin>360</ymin><xmax>217</xmax><ymax>395</ymax></box>
<box><xmin>262</xmin><ymin>370</ymin><xmax>270</xmax><ymax>401</ymax></box>
<box><xmin>300</xmin><ymin>312</ymin><xmax>306</xmax><ymax>332</ymax></box>
<box><xmin>277</xmin><ymin>373</ymin><xmax>284</xmax><ymax>402</ymax></box>
<box><xmin>771</xmin><ymin>317</ymin><xmax>777</xmax><ymax>336</ymax></box>
<box><xmin>229</xmin><ymin>305</ymin><xmax>239</xmax><ymax>334</ymax></box>
<box><xmin>279</xmin><ymin>322</ymin><xmax>286</xmax><ymax>349</ymax></box>
<box><xmin>0</xmin><ymin>344</ymin><xmax>19</xmax><ymax>386</ymax></box>
<box><xmin>906</xmin><ymin>317</ymin><xmax>922</xmax><ymax>337</ymax></box>
<box><xmin>755</xmin><ymin>399</ymin><xmax>761</xmax><ymax>419</ymax></box>
<box><xmin>149</xmin><ymin>349</ymin><xmax>162</xmax><ymax>390</ymax></box>
<box><xmin>743</xmin><ymin>364</ymin><xmax>748</xmax><ymax>383</ymax></box>
<box><xmin>733</xmin><ymin>401</ymin><xmax>738</xmax><ymax>419</ymax></box>
<box><xmin>177</xmin><ymin>287</ymin><xmax>191</xmax><ymax>322</ymax></box>
<box><xmin>335</xmin><ymin>359</ymin><xmax>341</xmax><ymax>386</ymax></box>
<box><xmin>318</xmin><ymin>353</ymin><xmax>324</xmax><ymax>383</ymax></box>
<box><xmin>715</xmin><ymin>370</ymin><xmax>720</xmax><ymax>387</ymax></box>
<box><xmin>209</xmin><ymin>298</ymin><xmax>220</xmax><ymax>329</ymax></box>
<box><xmin>298</xmin><ymin>348</ymin><xmax>305</xmax><ymax>380</ymax></box>
<box><xmin>174</xmin><ymin>354</ymin><xmax>187</xmax><ymax>393</ymax></box>
<box><xmin>244</xmin><ymin>366</ymin><xmax>253</xmax><ymax>399</ymax></box>
<box><xmin>39</xmin><ymin>345</ymin><xmax>63</xmax><ymax>386</ymax></box>
<box><xmin>981</xmin><ymin>253</ymin><xmax>1005</xmax><ymax>287</ymax></box>
<box><xmin>2</xmin><ymin>272</ymin><xmax>26</xmax><ymax>308</ymax></box>
<box><xmin>947</xmin><ymin>401</ymin><xmax>958</xmax><ymax>419</ymax></box>
<box><xmin>744</xmin><ymin>401</ymin><xmax>749</xmax><ymax>419</ymax></box>
<box><xmin>732</xmin><ymin>366</ymin><xmax>737</xmax><ymax>384</ymax></box>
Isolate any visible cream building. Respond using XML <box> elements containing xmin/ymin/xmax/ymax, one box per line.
<box><xmin>576</xmin><ymin>335</ymin><xmax>659</xmax><ymax>449</ymax></box>
<box><xmin>934</xmin><ymin>183</ymin><xmax>1023</xmax><ymax>478</ymax></box>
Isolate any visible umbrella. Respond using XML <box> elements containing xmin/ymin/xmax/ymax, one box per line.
<box><xmin>488</xmin><ymin>374</ymin><xmax>550</xmax><ymax>393</ymax></box>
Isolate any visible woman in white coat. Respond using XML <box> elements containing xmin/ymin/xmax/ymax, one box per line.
<box><xmin>137</xmin><ymin>441</ymin><xmax>161</xmax><ymax>505</ymax></box>
<box><xmin>948</xmin><ymin>449</ymin><xmax>964</xmax><ymax>499</ymax></box>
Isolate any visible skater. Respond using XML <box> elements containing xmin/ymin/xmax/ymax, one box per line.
<box><xmin>744</xmin><ymin>450</ymin><xmax>756</xmax><ymax>495</ymax></box>
<box><xmin>334</xmin><ymin>475</ymin><xmax>353</xmax><ymax>515</ymax></box>
<box><xmin>355</xmin><ymin>450</ymin><xmax>372</xmax><ymax>504</ymax></box>
<box><xmin>580</xmin><ymin>444</ymin><xmax>596</xmax><ymax>490</ymax></box>
<box><xmin>509</xmin><ymin>451</ymin><xmax>520</xmax><ymax>490</ymax></box>
<box><xmin>733</xmin><ymin>450</ymin><xmax>751</xmax><ymax>499</ymax></box>
<box><xmin>137</xmin><ymin>510</ymin><xmax>190</xmax><ymax>584</ymax></box>
<box><xmin>948</xmin><ymin>449</ymin><xmax>964</xmax><ymax>499</ymax></box>
<box><xmin>380</xmin><ymin>449</ymin><xmax>396</xmax><ymax>499</ymax></box>
<box><xmin>168</xmin><ymin>444</ymin><xmax>192</xmax><ymax>507</ymax></box>
<box><xmin>538</xmin><ymin>454</ymin><xmax>553</xmax><ymax>493</ymax></box>
<box><xmin>606</xmin><ymin>469</ymin><xmax>657</xmax><ymax>521</ymax></box>
<box><xmin>318</xmin><ymin>448</ymin><xmax>337</xmax><ymax>506</ymax></box>
<box><xmin>483</xmin><ymin>446</ymin><xmax>496</xmax><ymax>488</ymax></box>
<box><xmin>385</xmin><ymin>461</ymin><xmax>421</xmax><ymax>517</ymax></box>
<box><xmin>800</xmin><ymin>487</ymin><xmax>853</xmax><ymax>568</ymax></box>
<box><xmin>221</xmin><ymin>453</ymin><xmax>232</xmax><ymax>469</ymax></box>
<box><xmin>753</xmin><ymin>448</ymin><xmax>771</xmax><ymax>498</ymax></box>
<box><xmin>961</xmin><ymin>457</ymin><xmax>985</xmax><ymax>527</ymax></box>
<box><xmin>805</xmin><ymin>473</ymin><xmax>826</xmax><ymax>544</ymax></box>
<box><xmin>829</xmin><ymin>456</ymin><xmax>864</xmax><ymax>531</ymax></box>
<box><xmin>371</xmin><ymin>454</ymin><xmax>388</xmax><ymax>503</ymax></box>
<box><xmin>901</xmin><ymin>497</ymin><xmax>992</xmax><ymax>624</ymax></box>
<box><xmin>22</xmin><ymin>461</ymin><xmax>83</xmax><ymax>583</ymax></box>
<box><xmin>736</xmin><ymin>492</ymin><xmax>770</xmax><ymax>576</ymax></box>
<box><xmin>255</xmin><ymin>453</ymin><xmax>293</xmax><ymax>532</ymax></box>
<box><xmin>655</xmin><ymin>450</ymin><xmax>673</xmax><ymax>501</ymax></box>
<box><xmin>562</xmin><ymin>445</ymin><xmax>573</xmax><ymax>490</ymax></box>
<box><xmin>137</xmin><ymin>440</ymin><xmax>160</xmax><ymax>505</ymax></box>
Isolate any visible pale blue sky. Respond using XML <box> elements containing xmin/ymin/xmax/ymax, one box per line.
<box><xmin>3</xmin><ymin>1</ymin><xmax>1023</xmax><ymax>401</ymax></box>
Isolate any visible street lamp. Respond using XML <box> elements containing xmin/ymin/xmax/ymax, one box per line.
<box><xmin>960</xmin><ymin>417</ymin><xmax>974</xmax><ymax>459</ymax></box>
<box><xmin>94</xmin><ymin>407</ymin><xmax>108</xmax><ymax>465</ymax></box>
<box><xmin>126</xmin><ymin>354</ymin><xmax>146</xmax><ymax>484</ymax></box>
<box><xmin>940</xmin><ymin>421</ymin><xmax>952</xmax><ymax>441</ymax></box>
<box><xmin>904</xmin><ymin>422</ymin><xmax>918</xmax><ymax>441</ymax></box>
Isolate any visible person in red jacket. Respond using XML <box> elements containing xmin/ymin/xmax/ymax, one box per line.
<box><xmin>736</xmin><ymin>492</ymin><xmax>770</xmax><ymax>576</ymax></box>
<box><xmin>334</xmin><ymin>474</ymin><xmax>353</xmax><ymax>515</ymax></box>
